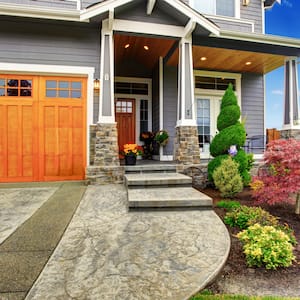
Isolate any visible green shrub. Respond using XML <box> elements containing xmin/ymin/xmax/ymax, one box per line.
<box><xmin>216</xmin><ymin>200</ymin><xmax>241</xmax><ymax>210</ymax></box>
<box><xmin>207</xmin><ymin>154</ymin><xmax>229</xmax><ymax>182</ymax></box>
<box><xmin>209</xmin><ymin>123</ymin><xmax>246</xmax><ymax>157</ymax></box>
<box><xmin>224</xmin><ymin>206</ymin><xmax>279</xmax><ymax>229</ymax></box>
<box><xmin>217</xmin><ymin>105</ymin><xmax>241</xmax><ymax>131</ymax></box>
<box><xmin>232</xmin><ymin>149</ymin><xmax>252</xmax><ymax>186</ymax></box>
<box><xmin>212</xmin><ymin>157</ymin><xmax>243</xmax><ymax>198</ymax></box>
<box><xmin>220</xmin><ymin>83</ymin><xmax>238</xmax><ymax>109</ymax></box>
<box><xmin>237</xmin><ymin>224</ymin><xmax>296</xmax><ymax>269</ymax></box>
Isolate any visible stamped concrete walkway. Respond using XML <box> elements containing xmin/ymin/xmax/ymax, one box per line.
<box><xmin>26</xmin><ymin>184</ymin><xmax>230</xmax><ymax>300</ymax></box>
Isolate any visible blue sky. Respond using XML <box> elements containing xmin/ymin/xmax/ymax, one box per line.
<box><xmin>265</xmin><ymin>0</ymin><xmax>300</xmax><ymax>129</ymax></box>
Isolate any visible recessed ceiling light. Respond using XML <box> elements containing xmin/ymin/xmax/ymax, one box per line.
<box><xmin>124</xmin><ymin>44</ymin><xmax>130</xmax><ymax>49</ymax></box>
<box><xmin>245</xmin><ymin>61</ymin><xmax>252</xmax><ymax>65</ymax></box>
<box><xmin>200</xmin><ymin>57</ymin><xmax>207</xmax><ymax>61</ymax></box>
<box><xmin>144</xmin><ymin>45</ymin><xmax>149</xmax><ymax>50</ymax></box>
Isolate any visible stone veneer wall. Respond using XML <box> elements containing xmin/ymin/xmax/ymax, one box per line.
<box><xmin>280</xmin><ymin>129</ymin><xmax>300</xmax><ymax>140</ymax></box>
<box><xmin>176</xmin><ymin>163</ymin><xmax>208</xmax><ymax>189</ymax></box>
<box><xmin>86</xmin><ymin>123</ymin><xmax>124</xmax><ymax>184</ymax></box>
<box><xmin>174</xmin><ymin>126</ymin><xmax>201</xmax><ymax>164</ymax></box>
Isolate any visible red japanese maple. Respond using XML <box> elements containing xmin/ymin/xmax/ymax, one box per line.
<box><xmin>252</xmin><ymin>139</ymin><xmax>300</xmax><ymax>210</ymax></box>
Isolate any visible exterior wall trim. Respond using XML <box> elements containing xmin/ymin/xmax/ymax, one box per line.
<box><xmin>0</xmin><ymin>62</ymin><xmax>95</xmax><ymax>165</ymax></box>
<box><xmin>112</xmin><ymin>19</ymin><xmax>186</xmax><ymax>38</ymax></box>
<box><xmin>0</xmin><ymin>2</ymin><xmax>82</xmax><ymax>22</ymax></box>
<box><xmin>219</xmin><ymin>30</ymin><xmax>300</xmax><ymax>49</ymax></box>
<box><xmin>208</xmin><ymin>15</ymin><xmax>255</xmax><ymax>33</ymax></box>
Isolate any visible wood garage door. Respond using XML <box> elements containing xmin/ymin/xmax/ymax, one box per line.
<box><xmin>0</xmin><ymin>75</ymin><xmax>86</xmax><ymax>182</ymax></box>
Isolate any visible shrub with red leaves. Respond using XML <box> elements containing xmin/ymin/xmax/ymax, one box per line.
<box><xmin>252</xmin><ymin>139</ymin><xmax>300</xmax><ymax>207</ymax></box>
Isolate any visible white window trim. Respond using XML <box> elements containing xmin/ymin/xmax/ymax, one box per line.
<box><xmin>114</xmin><ymin>76</ymin><xmax>152</xmax><ymax>146</ymax></box>
<box><xmin>194</xmin><ymin>70</ymin><xmax>242</xmax><ymax>105</ymax></box>
<box><xmin>0</xmin><ymin>62</ymin><xmax>95</xmax><ymax>165</ymax></box>
<box><xmin>189</xmin><ymin>0</ymin><xmax>240</xmax><ymax>19</ymax></box>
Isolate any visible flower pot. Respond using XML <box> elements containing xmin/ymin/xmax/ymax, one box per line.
<box><xmin>125</xmin><ymin>155</ymin><xmax>137</xmax><ymax>165</ymax></box>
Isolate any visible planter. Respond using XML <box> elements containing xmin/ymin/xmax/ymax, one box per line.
<box><xmin>125</xmin><ymin>155</ymin><xmax>137</xmax><ymax>165</ymax></box>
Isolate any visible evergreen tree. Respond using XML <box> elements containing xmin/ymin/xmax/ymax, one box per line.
<box><xmin>208</xmin><ymin>84</ymin><xmax>252</xmax><ymax>186</ymax></box>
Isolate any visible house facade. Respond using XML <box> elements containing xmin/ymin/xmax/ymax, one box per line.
<box><xmin>0</xmin><ymin>0</ymin><xmax>299</xmax><ymax>183</ymax></box>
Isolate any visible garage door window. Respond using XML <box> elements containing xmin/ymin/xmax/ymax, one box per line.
<box><xmin>0</xmin><ymin>78</ymin><xmax>32</xmax><ymax>97</ymax></box>
<box><xmin>46</xmin><ymin>80</ymin><xmax>82</xmax><ymax>99</ymax></box>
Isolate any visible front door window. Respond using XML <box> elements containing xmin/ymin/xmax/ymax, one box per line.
<box><xmin>197</xmin><ymin>99</ymin><xmax>211</xmax><ymax>153</ymax></box>
<box><xmin>115</xmin><ymin>98</ymin><xmax>136</xmax><ymax>151</ymax></box>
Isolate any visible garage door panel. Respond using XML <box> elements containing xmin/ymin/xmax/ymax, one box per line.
<box><xmin>0</xmin><ymin>75</ymin><xmax>86</xmax><ymax>182</ymax></box>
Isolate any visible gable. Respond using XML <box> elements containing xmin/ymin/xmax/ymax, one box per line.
<box><xmin>81</xmin><ymin>0</ymin><xmax>220</xmax><ymax>36</ymax></box>
<box><xmin>115</xmin><ymin>0</ymin><xmax>188</xmax><ymax>27</ymax></box>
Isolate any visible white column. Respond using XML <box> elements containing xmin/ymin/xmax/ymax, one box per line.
<box><xmin>98</xmin><ymin>19</ymin><xmax>115</xmax><ymax>123</ymax></box>
<box><xmin>176</xmin><ymin>37</ymin><xmax>196</xmax><ymax>127</ymax></box>
<box><xmin>283</xmin><ymin>57</ymin><xmax>300</xmax><ymax>129</ymax></box>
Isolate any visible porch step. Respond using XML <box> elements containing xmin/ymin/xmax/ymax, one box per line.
<box><xmin>124</xmin><ymin>172</ymin><xmax>192</xmax><ymax>188</ymax></box>
<box><xmin>125</xmin><ymin>164</ymin><xmax>177</xmax><ymax>174</ymax></box>
<box><xmin>128</xmin><ymin>186</ymin><xmax>212</xmax><ymax>209</ymax></box>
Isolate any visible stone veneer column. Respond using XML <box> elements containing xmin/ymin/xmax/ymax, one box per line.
<box><xmin>86</xmin><ymin>123</ymin><xmax>124</xmax><ymax>184</ymax></box>
<box><xmin>86</xmin><ymin>18</ymin><xmax>124</xmax><ymax>184</ymax></box>
<box><xmin>94</xmin><ymin>123</ymin><xmax>119</xmax><ymax>166</ymax></box>
<box><xmin>174</xmin><ymin>126</ymin><xmax>200</xmax><ymax>164</ymax></box>
<box><xmin>174</xmin><ymin>37</ymin><xmax>201</xmax><ymax>165</ymax></box>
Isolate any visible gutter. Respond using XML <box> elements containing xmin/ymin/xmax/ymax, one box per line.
<box><xmin>0</xmin><ymin>3</ymin><xmax>82</xmax><ymax>22</ymax></box>
<box><xmin>218</xmin><ymin>30</ymin><xmax>300</xmax><ymax>50</ymax></box>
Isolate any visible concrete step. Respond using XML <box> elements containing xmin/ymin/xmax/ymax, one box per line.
<box><xmin>128</xmin><ymin>186</ymin><xmax>212</xmax><ymax>209</ymax></box>
<box><xmin>124</xmin><ymin>172</ymin><xmax>192</xmax><ymax>188</ymax></box>
<box><xmin>125</xmin><ymin>164</ymin><xmax>177</xmax><ymax>174</ymax></box>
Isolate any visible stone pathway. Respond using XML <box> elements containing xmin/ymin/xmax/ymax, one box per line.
<box><xmin>26</xmin><ymin>184</ymin><xmax>230</xmax><ymax>300</ymax></box>
<box><xmin>0</xmin><ymin>187</ymin><xmax>58</xmax><ymax>245</ymax></box>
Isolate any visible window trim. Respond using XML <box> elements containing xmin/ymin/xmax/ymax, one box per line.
<box><xmin>189</xmin><ymin>0</ymin><xmax>240</xmax><ymax>19</ymax></box>
<box><xmin>114</xmin><ymin>77</ymin><xmax>152</xmax><ymax>145</ymax></box>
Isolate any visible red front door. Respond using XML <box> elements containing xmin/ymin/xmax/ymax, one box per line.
<box><xmin>115</xmin><ymin>98</ymin><xmax>136</xmax><ymax>151</ymax></box>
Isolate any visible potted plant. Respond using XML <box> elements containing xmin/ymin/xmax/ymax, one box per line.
<box><xmin>121</xmin><ymin>143</ymin><xmax>143</xmax><ymax>165</ymax></box>
<box><xmin>140</xmin><ymin>131</ymin><xmax>155</xmax><ymax>159</ymax></box>
<box><xmin>154</xmin><ymin>130</ymin><xmax>169</xmax><ymax>146</ymax></box>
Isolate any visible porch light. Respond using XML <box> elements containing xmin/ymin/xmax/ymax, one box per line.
<box><xmin>94</xmin><ymin>78</ymin><xmax>100</xmax><ymax>90</ymax></box>
<box><xmin>124</xmin><ymin>43</ymin><xmax>130</xmax><ymax>49</ymax></box>
<box><xmin>144</xmin><ymin>45</ymin><xmax>149</xmax><ymax>51</ymax></box>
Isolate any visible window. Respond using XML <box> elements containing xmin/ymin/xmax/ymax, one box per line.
<box><xmin>197</xmin><ymin>99</ymin><xmax>211</xmax><ymax>149</ymax></box>
<box><xmin>46</xmin><ymin>80</ymin><xmax>82</xmax><ymax>99</ymax></box>
<box><xmin>195</xmin><ymin>76</ymin><xmax>236</xmax><ymax>91</ymax></box>
<box><xmin>140</xmin><ymin>100</ymin><xmax>148</xmax><ymax>134</ymax></box>
<box><xmin>115</xmin><ymin>82</ymin><xmax>148</xmax><ymax>95</ymax></box>
<box><xmin>115</xmin><ymin>100</ymin><xmax>133</xmax><ymax>113</ymax></box>
<box><xmin>0</xmin><ymin>78</ymin><xmax>32</xmax><ymax>97</ymax></box>
<box><xmin>190</xmin><ymin>0</ymin><xmax>236</xmax><ymax>17</ymax></box>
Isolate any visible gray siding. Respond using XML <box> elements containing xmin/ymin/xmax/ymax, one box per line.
<box><xmin>0</xmin><ymin>17</ymin><xmax>100</xmax><ymax>71</ymax></box>
<box><xmin>163</xmin><ymin>65</ymin><xmax>177</xmax><ymax>156</ymax></box>
<box><xmin>241</xmin><ymin>73</ymin><xmax>265</xmax><ymax>137</ymax></box>
<box><xmin>207</xmin><ymin>17</ymin><xmax>253</xmax><ymax>33</ymax></box>
<box><xmin>240</xmin><ymin>0</ymin><xmax>263</xmax><ymax>33</ymax></box>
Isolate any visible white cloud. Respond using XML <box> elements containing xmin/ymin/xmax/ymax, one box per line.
<box><xmin>272</xmin><ymin>89</ymin><xmax>283</xmax><ymax>95</ymax></box>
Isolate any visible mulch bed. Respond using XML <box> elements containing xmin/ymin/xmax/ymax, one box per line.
<box><xmin>201</xmin><ymin>187</ymin><xmax>300</xmax><ymax>295</ymax></box>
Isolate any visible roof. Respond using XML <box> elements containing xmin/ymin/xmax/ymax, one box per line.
<box><xmin>264</xmin><ymin>0</ymin><xmax>281</xmax><ymax>9</ymax></box>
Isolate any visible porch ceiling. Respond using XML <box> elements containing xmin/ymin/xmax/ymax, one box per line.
<box><xmin>167</xmin><ymin>46</ymin><xmax>286</xmax><ymax>74</ymax></box>
<box><xmin>114</xmin><ymin>34</ymin><xmax>286</xmax><ymax>74</ymax></box>
<box><xmin>114</xmin><ymin>34</ymin><xmax>176</xmax><ymax>71</ymax></box>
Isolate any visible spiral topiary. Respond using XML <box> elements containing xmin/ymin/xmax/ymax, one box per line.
<box><xmin>208</xmin><ymin>83</ymin><xmax>251</xmax><ymax>186</ymax></box>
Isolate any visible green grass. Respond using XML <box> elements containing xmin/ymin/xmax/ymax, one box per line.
<box><xmin>190</xmin><ymin>294</ymin><xmax>300</xmax><ymax>300</ymax></box>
